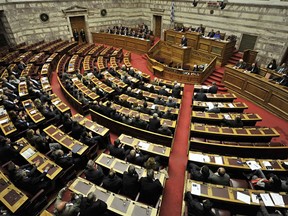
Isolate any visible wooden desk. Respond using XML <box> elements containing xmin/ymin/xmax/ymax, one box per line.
<box><xmin>15</xmin><ymin>138</ymin><xmax>63</xmax><ymax>180</ymax></box>
<box><xmin>188</xmin><ymin>150</ymin><xmax>288</xmax><ymax>173</ymax></box>
<box><xmin>194</xmin><ymin>93</ymin><xmax>237</xmax><ymax>102</ymax></box>
<box><xmin>192</xmin><ymin>101</ymin><xmax>248</xmax><ymax>112</ymax></box>
<box><xmin>96</xmin><ymin>153</ymin><xmax>166</xmax><ymax>186</ymax></box>
<box><xmin>71</xmin><ymin>76</ymin><xmax>99</xmax><ymax>100</ymax></box>
<box><xmin>191</xmin><ymin>111</ymin><xmax>262</xmax><ymax>126</ymax></box>
<box><xmin>40</xmin><ymin>76</ymin><xmax>52</xmax><ymax>92</ymax></box>
<box><xmin>190</xmin><ymin>123</ymin><xmax>280</xmax><ymax>142</ymax></box>
<box><xmin>118</xmin><ymin>134</ymin><xmax>171</xmax><ymax>159</ymax></box>
<box><xmin>116</xmin><ymin>70</ymin><xmax>139</xmax><ymax>84</ymax></box>
<box><xmin>0</xmin><ymin>106</ymin><xmax>17</xmax><ymax>136</ymax></box>
<box><xmin>186</xmin><ymin>179</ymin><xmax>288</xmax><ymax>211</ymax></box>
<box><xmin>22</xmin><ymin>99</ymin><xmax>45</xmax><ymax>124</ymax></box>
<box><xmin>18</xmin><ymin>81</ymin><xmax>29</xmax><ymax>98</ymax></box>
<box><xmin>43</xmin><ymin>125</ymin><xmax>88</xmax><ymax>155</ymax></box>
<box><xmin>102</xmin><ymin>71</ymin><xmax>127</xmax><ymax>89</ymax></box>
<box><xmin>87</xmin><ymin>44</ymin><xmax>104</xmax><ymax>57</ymax></box>
<box><xmin>50</xmin><ymin>93</ymin><xmax>71</xmax><ymax>114</ymax></box>
<box><xmin>69</xmin><ymin>177</ymin><xmax>158</xmax><ymax>215</ymax></box>
<box><xmin>92</xmin><ymin>33</ymin><xmax>152</xmax><ymax>53</ymax></box>
<box><xmin>223</xmin><ymin>65</ymin><xmax>288</xmax><ymax>121</ymax></box>
<box><xmin>40</xmin><ymin>63</ymin><xmax>52</xmax><ymax>76</ymax></box>
<box><xmin>71</xmin><ymin>113</ymin><xmax>109</xmax><ymax>137</ymax></box>
<box><xmin>90</xmin><ymin>75</ymin><xmax>114</xmax><ymax>94</ymax></box>
<box><xmin>0</xmin><ymin>171</ymin><xmax>28</xmax><ymax>213</ymax></box>
<box><xmin>67</xmin><ymin>55</ymin><xmax>81</xmax><ymax>73</ymax></box>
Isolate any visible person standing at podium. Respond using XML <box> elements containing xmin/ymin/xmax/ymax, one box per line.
<box><xmin>181</xmin><ymin>35</ymin><xmax>188</xmax><ymax>47</ymax></box>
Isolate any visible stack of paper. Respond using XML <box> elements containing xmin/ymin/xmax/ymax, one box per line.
<box><xmin>260</xmin><ymin>194</ymin><xmax>274</xmax><ymax>206</ymax></box>
<box><xmin>215</xmin><ymin>156</ymin><xmax>223</xmax><ymax>165</ymax></box>
<box><xmin>246</xmin><ymin>161</ymin><xmax>261</xmax><ymax>170</ymax></box>
<box><xmin>191</xmin><ymin>183</ymin><xmax>201</xmax><ymax>195</ymax></box>
<box><xmin>138</xmin><ymin>141</ymin><xmax>150</xmax><ymax>150</ymax></box>
<box><xmin>251</xmin><ymin>193</ymin><xmax>260</xmax><ymax>204</ymax></box>
<box><xmin>21</xmin><ymin>148</ymin><xmax>36</xmax><ymax>159</ymax></box>
<box><xmin>237</xmin><ymin>192</ymin><xmax>251</xmax><ymax>204</ymax></box>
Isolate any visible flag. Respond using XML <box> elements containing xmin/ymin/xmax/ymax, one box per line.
<box><xmin>170</xmin><ymin>0</ymin><xmax>175</xmax><ymax>25</ymax></box>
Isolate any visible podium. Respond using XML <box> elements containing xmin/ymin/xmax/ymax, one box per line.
<box><xmin>170</xmin><ymin>45</ymin><xmax>192</xmax><ymax>68</ymax></box>
<box><xmin>152</xmin><ymin>66</ymin><xmax>164</xmax><ymax>76</ymax></box>
<box><xmin>243</xmin><ymin>49</ymin><xmax>258</xmax><ymax>67</ymax></box>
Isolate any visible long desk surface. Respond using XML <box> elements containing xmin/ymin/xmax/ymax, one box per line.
<box><xmin>16</xmin><ymin>138</ymin><xmax>63</xmax><ymax>180</ymax></box>
<box><xmin>194</xmin><ymin>92</ymin><xmax>237</xmax><ymax>102</ymax></box>
<box><xmin>118</xmin><ymin>134</ymin><xmax>171</xmax><ymax>158</ymax></box>
<box><xmin>43</xmin><ymin>125</ymin><xmax>88</xmax><ymax>155</ymax></box>
<box><xmin>70</xmin><ymin>177</ymin><xmax>158</xmax><ymax>216</ymax></box>
<box><xmin>223</xmin><ymin>65</ymin><xmax>288</xmax><ymax>121</ymax></box>
<box><xmin>0</xmin><ymin>106</ymin><xmax>17</xmax><ymax>136</ymax></box>
<box><xmin>92</xmin><ymin>33</ymin><xmax>152</xmax><ymax>54</ymax></box>
<box><xmin>186</xmin><ymin>179</ymin><xmax>288</xmax><ymax>209</ymax></box>
<box><xmin>0</xmin><ymin>171</ymin><xmax>28</xmax><ymax>213</ymax></box>
<box><xmin>191</xmin><ymin>111</ymin><xmax>262</xmax><ymax>126</ymax></box>
<box><xmin>192</xmin><ymin>101</ymin><xmax>248</xmax><ymax>112</ymax></box>
<box><xmin>188</xmin><ymin>150</ymin><xmax>288</xmax><ymax>173</ymax></box>
<box><xmin>22</xmin><ymin>99</ymin><xmax>45</xmax><ymax>124</ymax></box>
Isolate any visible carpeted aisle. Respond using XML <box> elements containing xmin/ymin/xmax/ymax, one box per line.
<box><xmin>160</xmin><ymin>84</ymin><xmax>194</xmax><ymax>216</ymax></box>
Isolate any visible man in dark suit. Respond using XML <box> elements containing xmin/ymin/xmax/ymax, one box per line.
<box><xmin>246</xmin><ymin>62</ymin><xmax>260</xmax><ymax>74</ymax></box>
<box><xmin>206</xmin><ymin>103</ymin><xmax>221</xmax><ymax>113</ymax></box>
<box><xmin>52</xmin><ymin>149</ymin><xmax>80</xmax><ymax>169</ymax></box>
<box><xmin>172</xmin><ymin>83</ymin><xmax>181</xmax><ymax>98</ymax></box>
<box><xmin>140</xmin><ymin>101</ymin><xmax>151</xmax><ymax>114</ymax></box>
<box><xmin>159</xmin><ymin>86</ymin><xmax>168</xmax><ymax>96</ymax></box>
<box><xmin>154</xmin><ymin>96</ymin><xmax>165</xmax><ymax>105</ymax></box>
<box><xmin>138</xmin><ymin>169</ymin><xmax>163</xmax><ymax>207</ymax></box>
<box><xmin>207</xmin><ymin>29</ymin><xmax>215</xmax><ymax>38</ymax></box>
<box><xmin>149</xmin><ymin>113</ymin><xmax>161</xmax><ymax>131</ymax></box>
<box><xmin>188</xmin><ymin>163</ymin><xmax>210</xmax><ymax>182</ymax></box>
<box><xmin>102</xmin><ymin>169</ymin><xmax>122</xmax><ymax>193</ymax></box>
<box><xmin>208</xmin><ymin>82</ymin><xmax>218</xmax><ymax>94</ymax></box>
<box><xmin>196</xmin><ymin>24</ymin><xmax>205</xmax><ymax>34</ymax></box>
<box><xmin>184</xmin><ymin>192</ymin><xmax>216</xmax><ymax>216</ymax></box>
<box><xmin>222</xmin><ymin>116</ymin><xmax>243</xmax><ymax>128</ymax></box>
<box><xmin>234</xmin><ymin>59</ymin><xmax>246</xmax><ymax>69</ymax></box>
<box><xmin>273</xmin><ymin>74</ymin><xmax>288</xmax><ymax>87</ymax></box>
<box><xmin>80</xmin><ymin>192</ymin><xmax>107</xmax><ymax>216</ymax></box>
<box><xmin>0</xmin><ymin>136</ymin><xmax>23</xmax><ymax>163</ymax></box>
<box><xmin>109</xmin><ymin>139</ymin><xmax>127</xmax><ymax>160</ymax></box>
<box><xmin>193</xmin><ymin>89</ymin><xmax>207</xmax><ymax>101</ymax></box>
<box><xmin>126</xmin><ymin>149</ymin><xmax>149</xmax><ymax>166</ymax></box>
<box><xmin>132</xmin><ymin>114</ymin><xmax>148</xmax><ymax>129</ymax></box>
<box><xmin>121</xmin><ymin>165</ymin><xmax>140</xmax><ymax>200</ymax></box>
<box><xmin>162</xmin><ymin>108</ymin><xmax>176</xmax><ymax>120</ymax></box>
<box><xmin>166</xmin><ymin>96</ymin><xmax>177</xmax><ymax>108</ymax></box>
<box><xmin>181</xmin><ymin>35</ymin><xmax>188</xmax><ymax>46</ymax></box>
<box><xmin>208</xmin><ymin>167</ymin><xmax>230</xmax><ymax>186</ymax></box>
<box><xmin>157</xmin><ymin>124</ymin><xmax>173</xmax><ymax>136</ymax></box>
<box><xmin>84</xmin><ymin>160</ymin><xmax>104</xmax><ymax>186</ymax></box>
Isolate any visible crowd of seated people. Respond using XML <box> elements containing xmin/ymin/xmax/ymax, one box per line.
<box><xmin>174</xmin><ymin>24</ymin><xmax>205</xmax><ymax>34</ymax></box>
<box><xmin>106</xmin><ymin>23</ymin><xmax>153</xmax><ymax>40</ymax></box>
<box><xmin>232</xmin><ymin>59</ymin><xmax>288</xmax><ymax>86</ymax></box>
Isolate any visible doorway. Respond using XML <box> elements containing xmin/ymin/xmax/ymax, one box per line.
<box><xmin>239</xmin><ymin>34</ymin><xmax>257</xmax><ymax>52</ymax></box>
<box><xmin>69</xmin><ymin>16</ymin><xmax>87</xmax><ymax>43</ymax></box>
<box><xmin>153</xmin><ymin>15</ymin><xmax>162</xmax><ymax>38</ymax></box>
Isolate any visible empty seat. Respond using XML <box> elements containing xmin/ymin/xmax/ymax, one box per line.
<box><xmin>230</xmin><ymin>178</ymin><xmax>250</xmax><ymax>189</ymax></box>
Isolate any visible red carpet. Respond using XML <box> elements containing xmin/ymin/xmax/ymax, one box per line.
<box><xmin>50</xmin><ymin>50</ymin><xmax>288</xmax><ymax>216</ymax></box>
<box><xmin>160</xmin><ymin>84</ymin><xmax>194</xmax><ymax>216</ymax></box>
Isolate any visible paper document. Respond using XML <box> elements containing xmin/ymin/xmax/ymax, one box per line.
<box><xmin>270</xmin><ymin>193</ymin><xmax>285</xmax><ymax>207</ymax></box>
<box><xmin>223</xmin><ymin>114</ymin><xmax>231</xmax><ymax>120</ymax></box>
<box><xmin>189</xmin><ymin>153</ymin><xmax>210</xmax><ymax>162</ymax></box>
<box><xmin>151</xmin><ymin>105</ymin><xmax>156</xmax><ymax>109</ymax></box>
<box><xmin>246</xmin><ymin>161</ymin><xmax>261</xmax><ymax>170</ymax></box>
<box><xmin>251</xmin><ymin>193</ymin><xmax>259</xmax><ymax>204</ymax></box>
<box><xmin>53</xmin><ymin>100</ymin><xmax>60</xmax><ymax>105</ymax></box>
<box><xmin>0</xmin><ymin>118</ymin><xmax>9</xmax><ymax>124</ymax></box>
<box><xmin>30</xmin><ymin>110</ymin><xmax>37</xmax><ymax>115</ymax></box>
<box><xmin>21</xmin><ymin>148</ymin><xmax>36</xmax><ymax>159</ymax></box>
<box><xmin>218</xmin><ymin>103</ymin><xmax>224</xmax><ymax>107</ymax></box>
<box><xmin>263</xmin><ymin>161</ymin><xmax>274</xmax><ymax>170</ymax></box>
<box><xmin>237</xmin><ymin>192</ymin><xmax>251</xmax><ymax>204</ymax></box>
<box><xmin>215</xmin><ymin>156</ymin><xmax>223</xmax><ymax>165</ymax></box>
<box><xmin>191</xmin><ymin>183</ymin><xmax>201</xmax><ymax>196</ymax></box>
<box><xmin>207</xmin><ymin>102</ymin><xmax>214</xmax><ymax>110</ymax></box>
<box><xmin>138</xmin><ymin>141</ymin><xmax>150</xmax><ymax>150</ymax></box>
<box><xmin>228</xmin><ymin>103</ymin><xmax>234</xmax><ymax>108</ymax></box>
<box><xmin>202</xmin><ymin>85</ymin><xmax>209</xmax><ymax>90</ymax></box>
<box><xmin>260</xmin><ymin>194</ymin><xmax>275</xmax><ymax>206</ymax></box>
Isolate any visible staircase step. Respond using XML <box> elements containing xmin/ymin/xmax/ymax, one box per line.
<box><xmin>230</xmin><ymin>56</ymin><xmax>241</xmax><ymax>61</ymax></box>
<box><xmin>213</xmin><ymin>72</ymin><xmax>223</xmax><ymax>79</ymax></box>
<box><xmin>209</xmin><ymin>76</ymin><xmax>222</xmax><ymax>82</ymax></box>
<box><xmin>204</xmin><ymin>79</ymin><xmax>225</xmax><ymax>87</ymax></box>
<box><xmin>233</xmin><ymin>52</ymin><xmax>243</xmax><ymax>58</ymax></box>
<box><xmin>228</xmin><ymin>60</ymin><xmax>238</xmax><ymax>65</ymax></box>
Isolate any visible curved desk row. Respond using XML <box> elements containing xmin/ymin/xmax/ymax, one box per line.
<box><xmin>192</xmin><ymin>101</ymin><xmax>248</xmax><ymax>112</ymax></box>
<box><xmin>223</xmin><ymin>65</ymin><xmax>288</xmax><ymax>121</ymax></box>
<box><xmin>90</xmin><ymin>109</ymin><xmax>173</xmax><ymax>146</ymax></box>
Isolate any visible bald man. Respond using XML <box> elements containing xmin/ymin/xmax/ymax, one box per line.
<box><xmin>208</xmin><ymin>167</ymin><xmax>230</xmax><ymax>186</ymax></box>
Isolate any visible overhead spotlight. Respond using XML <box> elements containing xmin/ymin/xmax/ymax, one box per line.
<box><xmin>219</xmin><ymin>2</ymin><xmax>226</xmax><ymax>10</ymax></box>
<box><xmin>193</xmin><ymin>0</ymin><xmax>198</xmax><ymax>7</ymax></box>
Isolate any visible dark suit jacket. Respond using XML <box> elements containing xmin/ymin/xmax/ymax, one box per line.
<box><xmin>185</xmin><ymin>192</ymin><xmax>216</xmax><ymax>216</ymax></box>
<box><xmin>208</xmin><ymin>86</ymin><xmax>218</xmax><ymax>94</ymax></box>
<box><xmin>84</xmin><ymin>167</ymin><xmax>104</xmax><ymax>186</ymax></box>
<box><xmin>149</xmin><ymin>118</ymin><xmax>161</xmax><ymax>131</ymax></box>
<box><xmin>247</xmin><ymin>66</ymin><xmax>260</xmax><ymax>74</ymax></box>
<box><xmin>80</xmin><ymin>198</ymin><xmax>107</xmax><ymax>216</ymax></box>
<box><xmin>181</xmin><ymin>37</ymin><xmax>188</xmax><ymax>46</ymax></box>
<box><xmin>109</xmin><ymin>145</ymin><xmax>126</xmax><ymax>160</ymax></box>
<box><xmin>172</xmin><ymin>88</ymin><xmax>181</xmax><ymax>98</ymax></box>
<box><xmin>121</xmin><ymin>171</ymin><xmax>140</xmax><ymax>199</ymax></box>
<box><xmin>138</xmin><ymin>177</ymin><xmax>163</xmax><ymax>207</ymax></box>
<box><xmin>132</xmin><ymin>118</ymin><xmax>148</xmax><ymax>129</ymax></box>
<box><xmin>102</xmin><ymin>175</ymin><xmax>122</xmax><ymax>193</ymax></box>
<box><xmin>208</xmin><ymin>172</ymin><xmax>230</xmax><ymax>186</ymax></box>
<box><xmin>194</xmin><ymin>93</ymin><xmax>207</xmax><ymax>101</ymax></box>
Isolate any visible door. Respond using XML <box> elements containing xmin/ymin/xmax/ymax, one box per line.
<box><xmin>239</xmin><ymin>34</ymin><xmax>257</xmax><ymax>52</ymax></box>
<box><xmin>69</xmin><ymin>16</ymin><xmax>87</xmax><ymax>43</ymax></box>
<box><xmin>153</xmin><ymin>15</ymin><xmax>162</xmax><ymax>38</ymax></box>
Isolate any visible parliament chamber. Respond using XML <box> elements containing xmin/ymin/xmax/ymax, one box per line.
<box><xmin>0</xmin><ymin>1</ymin><xmax>288</xmax><ymax>216</ymax></box>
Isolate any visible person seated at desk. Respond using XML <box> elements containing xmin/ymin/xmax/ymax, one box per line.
<box><xmin>138</xmin><ymin>169</ymin><xmax>163</xmax><ymax>207</ymax></box>
<box><xmin>26</xmin><ymin>129</ymin><xmax>50</xmax><ymax>153</ymax></box>
<box><xmin>109</xmin><ymin>139</ymin><xmax>128</xmax><ymax>160</ymax></box>
<box><xmin>233</xmin><ymin>59</ymin><xmax>246</xmax><ymax>69</ymax></box>
<box><xmin>208</xmin><ymin>82</ymin><xmax>218</xmax><ymax>94</ymax></box>
<box><xmin>84</xmin><ymin>160</ymin><xmax>104</xmax><ymax>186</ymax></box>
<box><xmin>192</xmin><ymin>65</ymin><xmax>200</xmax><ymax>72</ymax></box>
<box><xmin>207</xmin><ymin>29</ymin><xmax>215</xmax><ymax>38</ymax></box>
<box><xmin>213</xmin><ymin>31</ymin><xmax>221</xmax><ymax>40</ymax></box>
<box><xmin>267</xmin><ymin>59</ymin><xmax>277</xmax><ymax>70</ymax></box>
<box><xmin>0</xmin><ymin>136</ymin><xmax>23</xmax><ymax>164</ymax></box>
<box><xmin>205</xmin><ymin>103</ymin><xmax>221</xmax><ymax>113</ymax></box>
<box><xmin>126</xmin><ymin>148</ymin><xmax>149</xmax><ymax>166</ymax></box>
<box><xmin>272</xmin><ymin>74</ymin><xmax>288</xmax><ymax>87</ymax></box>
<box><xmin>159</xmin><ymin>85</ymin><xmax>169</xmax><ymax>96</ymax></box>
<box><xmin>149</xmin><ymin>113</ymin><xmax>161</xmax><ymax>132</ymax></box>
<box><xmin>158</xmin><ymin>123</ymin><xmax>173</xmax><ymax>136</ymax></box>
<box><xmin>132</xmin><ymin>113</ymin><xmax>148</xmax><ymax>129</ymax></box>
<box><xmin>184</xmin><ymin>192</ymin><xmax>216</xmax><ymax>216</ymax></box>
<box><xmin>140</xmin><ymin>101</ymin><xmax>151</xmax><ymax>114</ymax></box>
<box><xmin>222</xmin><ymin>116</ymin><xmax>243</xmax><ymax>128</ymax></box>
<box><xmin>188</xmin><ymin>163</ymin><xmax>210</xmax><ymax>182</ymax></box>
<box><xmin>208</xmin><ymin>167</ymin><xmax>231</xmax><ymax>186</ymax></box>
<box><xmin>154</xmin><ymin>95</ymin><xmax>166</xmax><ymax>105</ymax></box>
<box><xmin>80</xmin><ymin>131</ymin><xmax>101</xmax><ymax>147</ymax></box>
<box><xmin>195</xmin><ymin>24</ymin><xmax>205</xmax><ymax>34</ymax></box>
<box><xmin>54</xmin><ymin>186</ymin><xmax>82</xmax><ymax>216</ymax></box>
<box><xmin>102</xmin><ymin>168</ymin><xmax>122</xmax><ymax>193</ymax></box>
<box><xmin>181</xmin><ymin>35</ymin><xmax>188</xmax><ymax>47</ymax></box>
<box><xmin>121</xmin><ymin>165</ymin><xmax>140</xmax><ymax>200</ymax></box>
<box><xmin>172</xmin><ymin>83</ymin><xmax>181</xmax><ymax>98</ymax></box>
<box><xmin>276</xmin><ymin>63</ymin><xmax>288</xmax><ymax>74</ymax></box>
<box><xmin>257</xmin><ymin>199</ymin><xmax>288</xmax><ymax>216</ymax></box>
<box><xmin>166</xmin><ymin>96</ymin><xmax>177</xmax><ymax>108</ymax></box>
<box><xmin>52</xmin><ymin>149</ymin><xmax>80</xmax><ymax>169</ymax></box>
<box><xmin>162</xmin><ymin>108</ymin><xmax>176</xmax><ymax>120</ymax></box>
<box><xmin>17</xmin><ymin>61</ymin><xmax>27</xmax><ymax>71</ymax></box>
<box><xmin>193</xmin><ymin>89</ymin><xmax>207</xmax><ymax>101</ymax></box>
<box><xmin>246</xmin><ymin>62</ymin><xmax>260</xmax><ymax>74</ymax></box>
<box><xmin>80</xmin><ymin>192</ymin><xmax>107</xmax><ymax>216</ymax></box>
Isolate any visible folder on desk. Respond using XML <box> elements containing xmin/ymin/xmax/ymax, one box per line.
<box><xmin>72</xmin><ymin>144</ymin><xmax>82</xmax><ymax>154</ymax></box>
<box><xmin>246</xmin><ymin>161</ymin><xmax>261</xmax><ymax>170</ymax></box>
<box><xmin>260</xmin><ymin>193</ymin><xmax>274</xmax><ymax>206</ymax></box>
<box><xmin>21</xmin><ymin>148</ymin><xmax>36</xmax><ymax>159</ymax></box>
<box><xmin>191</xmin><ymin>183</ymin><xmax>201</xmax><ymax>195</ymax></box>
<box><xmin>237</xmin><ymin>191</ymin><xmax>251</xmax><ymax>204</ymax></box>
<box><xmin>270</xmin><ymin>193</ymin><xmax>285</xmax><ymax>207</ymax></box>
